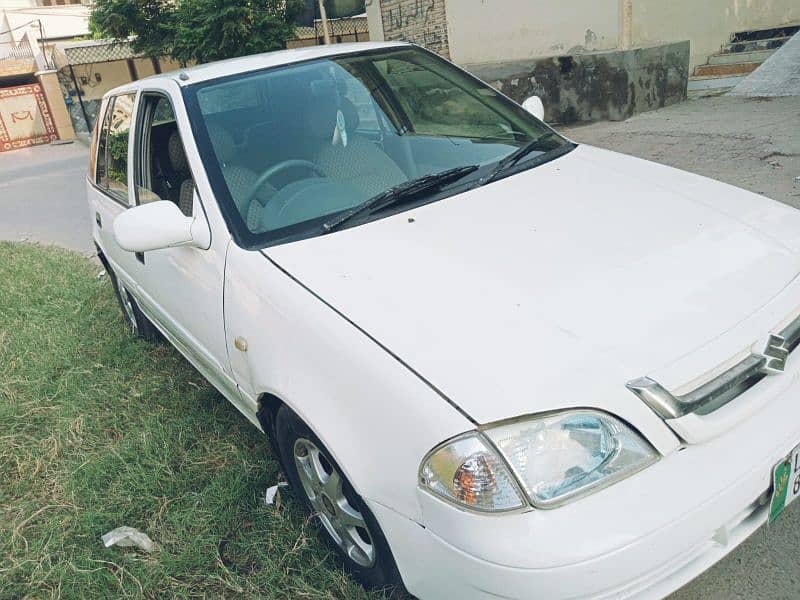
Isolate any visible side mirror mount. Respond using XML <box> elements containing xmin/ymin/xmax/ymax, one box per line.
<box><xmin>113</xmin><ymin>200</ymin><xmax>209</xmax><ymax>253</ymax></box>
<box><xmin>522</xmin><ymin>95</ymin><xmax>545</xmax><ymax>121</ymax></box>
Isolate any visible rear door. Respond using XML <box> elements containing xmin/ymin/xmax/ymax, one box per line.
<box><xmin>89</xmin><ymin>92</ymin><xmax>141</xmax><ymax>283</ymax></box>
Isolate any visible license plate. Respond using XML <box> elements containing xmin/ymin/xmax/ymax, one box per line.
<box><xmin>769</xmin><ymin>444</ymin><xmax>800</xmax><ymax>523</ymax></box>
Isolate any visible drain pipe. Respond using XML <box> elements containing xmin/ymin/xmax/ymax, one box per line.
<box><xmin>68</xmin><ymin>63</ymin><xmax>91</xmax><ymax>133</ymax></box>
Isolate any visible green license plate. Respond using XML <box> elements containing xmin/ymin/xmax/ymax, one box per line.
<box><xmin>769</xmin><ymin>444</ymin><xmax>800</xmax><ymax>523</ymax></box>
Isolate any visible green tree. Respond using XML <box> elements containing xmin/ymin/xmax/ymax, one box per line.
<box><xmin>90</xmin><ymin>0</ymin><xmax>304</xmax><ymax>64</ymax></box>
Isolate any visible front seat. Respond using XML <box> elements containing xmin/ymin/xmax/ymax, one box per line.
<box><xmin>310</xmin><ymin>99</ymin><xmax>406</xmax><ymax>198</ymax></box>
<box><xmin>206</xmin><ymin>124</ymin><xmax>274</xmax><ymax>231</ymax></box>
<box><xmin>167</xmin><ymin>131</ymin><xmax>194</xmax><ymax>217</ymax></box>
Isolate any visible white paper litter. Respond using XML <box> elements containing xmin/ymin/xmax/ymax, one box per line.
<box><xmin>101</xmin><ymin>526</ymin><xmax>154</xmax><ymax>552</ymax></box>
<box><xmin>265</xmin><ymin>482</ymin><xmax>289</xmax><ymax>505</ymax></box>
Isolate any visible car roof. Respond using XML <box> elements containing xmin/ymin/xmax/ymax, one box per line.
<box><xmin>105</xmin><ymin>41</ymin><xmax>411</xmax><ymax>97</ymax></box>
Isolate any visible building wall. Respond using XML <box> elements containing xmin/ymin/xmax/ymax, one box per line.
<box><xmin>446</xmin><ymin>0</ymin><xmax>620</xmax><ymax>65</ymax></box>
<box><xmin>368</xmin><ymin>0</ymin><xmax>800</xmax><ymax>71</ymax></box>
<box><xmin>378</xmin><ymin>0</ymin><xmax>450</xmax><ymax>57</ymax></box>
<box><xmin>630</xmin><ymin>0</ymin><xmax>800</xmax><ymax>69</ymax></box>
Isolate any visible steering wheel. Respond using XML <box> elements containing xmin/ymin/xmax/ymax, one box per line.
<box><xmin>242</xmin><ymin>160</ymin><xmax>326</xmax><ymax>220</ymax></box>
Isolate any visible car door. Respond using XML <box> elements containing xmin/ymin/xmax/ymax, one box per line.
<box><xmin>89</xmin><ymin>92</ymin><xmax>142</xmax><ymax>283</ymax></box>
<box><xmin>93</xmin><ymin>84</ymin><xmax>252</xmax><ymax>423</ymax></box>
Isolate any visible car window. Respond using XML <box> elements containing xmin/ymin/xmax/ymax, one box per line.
<box><xmin>373</xmin><ymin>57</ymin><xmax>514</xmax><ymax>139</ymax></box>
<box><xmin>342</xmin><ymin>76</ymin><xmax>379</xmax><ymax>133</ymax></box>
<box><xmin>184</xmin><ymin>46</ymin><xmax>568</xmax><ymax>249</ymax></box>
<box><xmin>94</xmin><ymin>98</ymin><xmax>113</xmax><ymax>187</ymax></box>
<box><xmin>135</xmin><ymin>95</ymin><xmax>194</xmax><ymax>216</ymax></box>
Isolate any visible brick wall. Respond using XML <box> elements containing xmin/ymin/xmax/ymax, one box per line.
<box><xmin>379</xmin><ymin>0</ymin><xmax>450</xmax><ymax>58</ymax></box>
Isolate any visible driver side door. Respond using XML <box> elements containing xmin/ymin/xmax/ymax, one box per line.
<box><xmin>121</xmin><ymin>89</ymin><xmax>247</xmax><ymax>419</ymax></box>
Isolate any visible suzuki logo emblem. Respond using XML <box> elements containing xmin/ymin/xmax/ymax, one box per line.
<box><xmin>763</xmin><ymin>334</ymin><xmax>789</xmax><ymax>373</ymax></box>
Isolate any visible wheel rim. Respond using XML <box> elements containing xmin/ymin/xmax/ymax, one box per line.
<box><xmin>293</xmin><ymin>438</ymin><xmax>376</xmax><ymax>568</ymax></box>
<box><xmin>119</xmin><ymin>286</ymin><xmax>138</xmax><ymax>335</ymax></box>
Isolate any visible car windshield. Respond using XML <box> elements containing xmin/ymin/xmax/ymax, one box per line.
<box><xmin>184</xmin><ymin>46</ymin><xmax>572</xmax><ymax>247</ymax></box>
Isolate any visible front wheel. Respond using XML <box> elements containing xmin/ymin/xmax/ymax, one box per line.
<box><xmin>275</xmin><ymin>406</ymin><xmax>403</xmax><ymax>592</ymax></box>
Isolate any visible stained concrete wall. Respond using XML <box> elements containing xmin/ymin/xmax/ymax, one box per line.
<box><xmin>631</xmin><ymin>0</ymin><xmax>800</xmax><ymax>70</ymax></box>
<box><xmin>446</xmin><ymin>0</ymin><xmax>620</xmax><ymax>64</ymax></box>
<box><xmin>468</xmin><ymin>41</ymin><xmax>689</xmax><ymax>124</ymax></box>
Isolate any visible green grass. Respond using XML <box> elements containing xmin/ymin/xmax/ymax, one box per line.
<box><xmin>0</xmin><ymin>242</ymin><xmax>393</xmax><ymax>599</ymax></box>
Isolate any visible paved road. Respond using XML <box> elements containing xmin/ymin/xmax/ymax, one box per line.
<box><xmin>0</xmin><ymin>141</ymin><xmax>92</xmax><ymax>255</ymax></box>
<box><xmin>3</xmin><ymin>98</ymin><xmax>800</xmax><ymax>599</ymax></box>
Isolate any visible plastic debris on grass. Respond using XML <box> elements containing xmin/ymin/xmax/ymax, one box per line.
<box><xmin>101</xmin><ymin>526</ymin><xmax>155</xmax><ymax>552</ymax></box>
<box><xmin>265</xmin><ymin>482</ymin><xmax>289</xmax><ymax>506</ymax></box>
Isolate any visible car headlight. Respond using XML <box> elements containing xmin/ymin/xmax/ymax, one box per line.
<box><xmin>419</xmin><ymin>433</ymin><xmax>526</xmax><ymax>512</ymax></box>
<box><xmin>420</xmin><ymin>410</ymin><xmax>657</xmax><ymax>511</ymax></box>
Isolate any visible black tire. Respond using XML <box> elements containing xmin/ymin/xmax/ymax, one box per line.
<box><xmin>101</xmin><ymin>258</ymin><xmax>161</xmax><ymax>342</ymax></box>
<box><xmin>275</xmin><ymin>405</ymin><xmax>404</xmax><ymax>593</ymax></box>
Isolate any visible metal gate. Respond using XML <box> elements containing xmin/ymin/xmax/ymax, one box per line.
<box><xmin>0</xmin><ymin>83</ymin><xmax>57</xmax><ymax>152</ymax></box>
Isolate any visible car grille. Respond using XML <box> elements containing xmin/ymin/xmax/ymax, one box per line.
<box><xmin>626</xmin><ymin>310</ymin><xmax>800</xmax><ymax>420</ymax></box>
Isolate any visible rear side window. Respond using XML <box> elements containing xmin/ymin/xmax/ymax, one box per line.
<box><xmin>94</xmin><ymin>100</ymin><xmax>111</xmax><ymax>186</ymax></box>
<box><xmin>94</xmin><ymin>92</ymin><xmax>136</xmax><ymax>202</ymax></box>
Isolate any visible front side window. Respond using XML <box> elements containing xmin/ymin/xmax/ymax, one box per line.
<box><xmin>184</xmin><ymin>46</ymin><xmax>572</xmax><ymax>248</ymax></box>
<box><xmin>134</xmin><ymin>94</ymin><xmax>194</xmax><ymax>216</ymax></box>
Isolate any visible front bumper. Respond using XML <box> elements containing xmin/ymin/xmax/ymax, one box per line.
<box><xmin>370</xmin><ymin>368</ymin><xmax>800</xmax><ymax>599</ymax></box>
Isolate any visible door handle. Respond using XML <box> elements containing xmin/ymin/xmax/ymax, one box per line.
<box><xmin>95</xmin><ymin>212</ymin><xmax>102</xmax><ymax>228</ymax></box>
<box><xmin>135</xmin><ymin>252</ymin><xmax>145</xmax><ymax>264</ymax></box>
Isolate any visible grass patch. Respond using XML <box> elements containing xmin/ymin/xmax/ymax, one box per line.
<box><xmin>0</xmin><ymin>242</ymin><xmax>393</xmax><ymax>599</ymax></box>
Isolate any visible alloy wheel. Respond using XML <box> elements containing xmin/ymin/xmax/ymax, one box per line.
<box><xmin>293</xmin><ymin>437</ymin><xmax>376</xmax><ymax>568</ymax></box>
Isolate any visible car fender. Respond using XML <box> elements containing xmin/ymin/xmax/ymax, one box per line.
<box><xmin>223</xmin><ymin>243</ymin><xmax>474</xmax><ymax>520</ymax></box>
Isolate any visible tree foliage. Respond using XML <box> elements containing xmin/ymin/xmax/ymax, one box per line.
<box><xmin>90</xmin><ymin>0</ymin><xmax>304</xmax><ymax>64</ymax></box>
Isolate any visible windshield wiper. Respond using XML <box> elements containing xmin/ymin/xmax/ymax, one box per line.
<box><xmin>323</xmin><ymin>165</ymin><xmax>479</xmax><ymax>233</ymax></box>
<box><xmin>480</xmin><ymin>131</ymin><xmax>559</xmax><ymax>186</ymax></box>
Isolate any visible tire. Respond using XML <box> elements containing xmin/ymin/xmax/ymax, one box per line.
<box><xmin>275</xmin><ymin>406</ymin><xmax>404</xmax><ymax>593</ymax></box>
<box><xmin>102</xmin><ymin>258</ymin><xmax>161</xmax><ymax>342</ymax></box>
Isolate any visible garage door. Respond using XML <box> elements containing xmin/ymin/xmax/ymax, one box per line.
<box><xmin>0</xmin><ymin>83</ymin><xmax>57</xmax><ymax>152</ymax></box>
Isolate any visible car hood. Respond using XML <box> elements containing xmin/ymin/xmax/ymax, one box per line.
<box><xmin>264</xmin><ymin>145</ymin><xmax>800</xmax><ymax>429</ymax></box>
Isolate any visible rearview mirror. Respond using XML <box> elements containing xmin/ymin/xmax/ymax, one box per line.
<box><xmin>522</xmin><ymin>95</ymin><xmax>545</xmax><ymax>121</ymax></box>
<box><xmin>113</xmin><ymin>200</ymin><xmax>209</xmax><ymax>253</ymax></box>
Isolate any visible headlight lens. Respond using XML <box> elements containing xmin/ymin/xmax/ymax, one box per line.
<box><xmin>484</xmin><ymin>410</ymin><xmax>657</xmax><ymax>507</ymax></box>
<box><xmin>419</xmin><ymin>434</ymin><xmax>525</xmax><ymax>512</ymax></box>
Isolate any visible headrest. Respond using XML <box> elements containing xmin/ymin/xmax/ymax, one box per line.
<box><xmin>167</xmin><ymin>131</ymin><xmax>188</xmax><ymax>172</ymax></box>
<box><xmin>306</xmin><ymin>97</ymin><xmax>361</xmax><ymax>141</ymax></box>
<box><xmin>206</xmin><ymin>124</ymin><xmax>236</xmax><ymax>164</ymax></box>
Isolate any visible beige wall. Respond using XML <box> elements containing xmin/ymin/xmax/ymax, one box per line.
<box><xmin>446</xmin><ymin>0</ymin><xmax>620</xmax><ymax>65</ymax></box>
<box><xmin>630</xmin><ymin>0</ymin><xmax>800</xmax><ymax>69</ymax></box>
<box><xmin>367</xmin><ymin>0</ymin><xmax>799</xmax><ymax>71</ymax></box>
<box><xmin>133</xmin><ymin>57</ymin><xmax>156</xmax><ymax>78</ymax></box>
<box><xmin>70</xmin><ymin>59</ymin><xmax>133</xmax><ymax>101</ymax></box>
<box><xmin>36</xmin><ymin>69</ymin><xmax>74</xmax><ymax>140</ymax></box>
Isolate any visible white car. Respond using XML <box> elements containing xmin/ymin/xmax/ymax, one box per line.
<box><xmin>88</xmin><ymin>41</ymin><xmax>800</xmax><ymax>599</ymax></box>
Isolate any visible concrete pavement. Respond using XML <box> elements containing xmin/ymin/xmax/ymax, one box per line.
<box><xmin>0</xmin><ymin>141</ymin><xmax>93</xmax><ymax>255</ymax></box>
